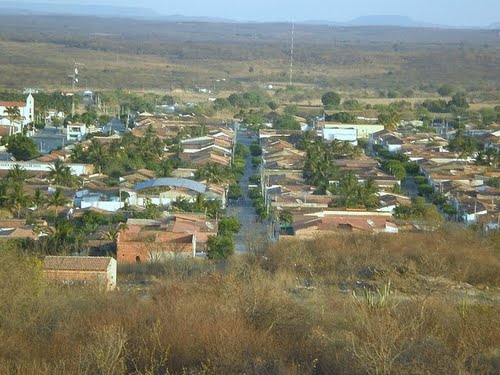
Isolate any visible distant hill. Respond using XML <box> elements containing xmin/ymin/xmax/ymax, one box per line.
<box><xmin>0</xmin><ymin>2</ymin><xmax>160</xmax><ymax>19</ymax></box>
<box><xmin>347</xmin><ymin>15</ymin><xmax>436</xmax><ymax>28</ymax></box>
<box><xmin>304</xmin><ymin>15</ymin><xmax>447</xmax><ymax>29</ymax></box>
<box><xmin>0</xmin><ymin>2</ymin><xmax>234</xmax><ymax>22</ymax></box>
<box><xmin>0</xmin><ymin>3</ymin><xmax>494</xmax><ymax>29</ymax></box>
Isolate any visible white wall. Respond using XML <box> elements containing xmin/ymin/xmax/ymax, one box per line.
<box><xmin>0</xmin><ymin>161</ymin><xmax>91</xmax><ymax>176</ymax></box>
<box><xmin>322</xmin><ymin>128</ymin><xmax>358</xmax><ymax>144</ymax></box>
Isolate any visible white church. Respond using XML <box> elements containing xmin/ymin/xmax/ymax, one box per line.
<box><xmin>0</xmin><ymin>94</ymin><xmax>35</xmax><ymax>135</ymax></box>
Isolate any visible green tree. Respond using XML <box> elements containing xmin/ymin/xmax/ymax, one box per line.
<box><xmin>31</xmin><ymin>189</ymin><xmax>46</xmax><ymax>212</ymax></box>
<box><xmin>48</xmin><ymin>188</ymin><xmax>70</xmax><ymax>217</ymax></box>
<box><xmin>3</xmin><ymin>106</ymin><xmax>22</xmax><ymax>136</ymax></box>
<box><xmin>378</xmin><ymin>109</ymin><xmax>400</xmax><ymax>131</ymax></box>
<box><xmin>156</xmin><ymin>159</ymin><xmax>174</xmax><ymax>178</ymax></box>
<box><xmin>7</xmin><ymin>188</ymin><xmax>31</xmax><ymax>218</ymax></box>
<box><xmin>437</xmin><ymin>84</ymin><xmax>455</xmax><ymax>97</ymax></box>
<box><xmin>43</xmin><ymin>219</ymin><xmax>77</xmax><ymax>255</ymax></box>
<box><xmin>88</xmin><ymin>139</ymin><xmax>108</xmax><ymax>172</ymax></box>
<box><xmin>330</xmin><ymin>173</ymin><xmax>379</xmax><ymax>209</ymax></box>
<box><xmin>101</xmin><ymin>222</ymin><xmax>128</xmax><ymax>244</ymax></box>
<box><xmin>194</xmin><ymin>163</ymin><xmax>227</xmax><ymax>184</ymax></box>
<box><xmin>249</xmin><ymin>142</ymin><xmax>262</xmax><ymax>157</ymax></box>
<box><xmin>206</xmin><ymin>234</ymin><xmax>235</xmax><ymax>260</ymax></box>
<box><xmin>278</xmin><ymin>209</ymin><xmax>294</xmax><ymax>224</ymax></box>
<box><xmin>49</xmin><ymin>159</ymin><xmax>79</xmax><ymax>187</ymax></box>
<box><xmin>321</xmin><ymin>92</ymin><xmax>341</xmax><ymax>108</ymax></box>
<box><xmin>242</xmin><ymin>112</ymin><xmax>264</xmax><ymax>127</ymax></box>
<box><xmin>449</xmin><ymin>92</ymin><xmax>469</xmax><ymax>109</ymax></box>
<box><xmin>7</xmin><ymin>164</ymin><xmax>29</xmax><ymax>183</ymax></box>
<box><xmin>325</xmin><ymin>112</ymin><xmax>355</xmax><ymax>123</ymax></box>
<box><xmin>227</xmin><ymin>184</ymin><xmax>242</xmax><ymax>201</ymax></box>
<box><xmin>6</xmin><ymin>134</ymin><xmax>39</xmax><ymax>161</ymax></box>
<box><xmin>218</xmin><ymin>216</ymin><xmax>241</xmax><ymax>236</ymax></box>
<box><xmin>274</xmin><ymin>113</ymin><xmax>300</xmax><ymax>130</ymax></box>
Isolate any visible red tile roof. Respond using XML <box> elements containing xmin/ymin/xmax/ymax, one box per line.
<box><xmin>43</xmin><ymin>256</ymin><xmax>113</xmax><ymax>272</ymax></box>
<box><xmin>0</xmin><ymin>126</ymin><xmax>11</xmax><ymax>137</ymax></box>
<box><xmin>0</xmin><ymin>101</ymin><xmax>26</xmax><ymax>107</ymax></box>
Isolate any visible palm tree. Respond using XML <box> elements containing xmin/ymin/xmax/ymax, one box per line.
<box><xmin>71</xmin><ymin>143</ymin><xmax>86</xmax><ymax>162</ymax></box>
<box><xmin>44</xmin><ymin>219</ymin><xmax>76</xmax><ymax>255</ymax></box>
<box><xmin>4</xmin><ymin>106</ymin><xmax>22</xmax><ymax>136</ymax></box>
<box><xmin>108</xmin><ymin>139</ymin><xmax>123</xmax><ymax>159</ymax></box>
<box><xmin>7</xmin><ymin>164</ymin><xmax>28</xmax><ymax>183</ymax></box>
<box><xmin>88</xmin><ymin>139</ymin><xmax>108</xmax><ymax>173</ymax></box>
<box><xmin>195</xmin><ymin>163</ymin><xmax>225</xmax><ymax>184</ymax></box>
<box><xmin>32</xmin><ymin>189</ymin><xmax>46</xmax><ymax>212</ymax></box>
<box><xmin>7</xmin><ymin>188</ymin><xmax>31</xmax><ymax>218</ymax></box>
<box><xmin>101</xmin><ymin>222</ymin><xmax>128</xmax><ymax>246</ymax></box>
<box><xmin>49</xmin><ymin>159</ymin><xmax>77</xmax><ymax>187</ymax></box>
<box><xmin>156</xmin><ymin>159</ymin><xmax>173</xmax><ymax>178</ymax></box>
<box><xmin>48</xmin><ymin>187</ymin><xmax>69</xmax><ymax>217</ymax></box>
<box><xmin>333</xmin><ymin>172</ymin><xmax>360</xmax><ymax>208</ymax></box>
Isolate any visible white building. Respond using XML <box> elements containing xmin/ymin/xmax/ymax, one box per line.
<box><xmin>318</xmin><ymin>122</ymin><xmax>385</xmax><ymax>139</ymax></box>
<box><xmin>0</xmin><ymin>94</ymin><xmax>35</xmax><ymax>134</ymax></box>
<box><xmin>321</xmin><ymin>127</ymin><xmax>358</xmax><ymax>145</ymax></box>
<box><xmin>66</xmin><ymin>123</ymin><xmax>87</xmax><ymax>141</ymax></box>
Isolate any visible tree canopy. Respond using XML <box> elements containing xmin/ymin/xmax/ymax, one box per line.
<box><xmin>321</xmin><ymin>92</ymin><xmax>341</xmax><ymax>108</ymax></box>
<box><xmin>6</xmin><ymin>134</ymin><xmax>39</xmax><ymax>161</ymax></box>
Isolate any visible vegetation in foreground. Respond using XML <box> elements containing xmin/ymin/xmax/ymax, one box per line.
<box><xmin>1</xmin><ymin>228</ymin><xmax>499</xmax><ymax>374</ymax></box>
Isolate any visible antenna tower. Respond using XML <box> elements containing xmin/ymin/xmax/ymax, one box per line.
<box><xmin>289</xmin><ymin>22</ymin><xmax>295</xmax><ymax>86</ymax></box>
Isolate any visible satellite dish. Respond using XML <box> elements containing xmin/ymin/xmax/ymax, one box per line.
<box><xmin>74</xmin><ymin>78</ymin><xmax>79</xmax><ymax>83</ymax></box>
<box><xmin>206</xmin><ymin>222</ymin><xmax>214</xmax><ymax>230</ymax></box>
<box><xmin>74</xmin><ymin>68</ymin><xmax>79</xmax><ymax>75</ymax></box>
<box><xmin>296</xmin><ymin>199</ymin><xmax>303</xmax><ymax>204</ymax></box>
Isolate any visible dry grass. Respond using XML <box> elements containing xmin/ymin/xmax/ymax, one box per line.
<box><xmin>0</xmin><ymin>227</ymin><xmax>499</xmax><ymax>374</ymax></box>
<box><xmin>0</xmin><ymin>17</ymin><xmax>499</xmax><ymax>100</ymax></box>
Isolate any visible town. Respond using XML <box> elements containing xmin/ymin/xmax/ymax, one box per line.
<box><xmin>0</xmin><ymin>4</ymin><xmax>499</xmax><ymax>374</ymax></box>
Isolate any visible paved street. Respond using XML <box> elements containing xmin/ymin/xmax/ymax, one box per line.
<box><xmin>227</xmin><ymin>129</ymin><xmax>269</xmax><ymax>253</ymax></box>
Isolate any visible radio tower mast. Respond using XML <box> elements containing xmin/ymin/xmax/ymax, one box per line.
<box><xmin>289</xmin><ymin>21</ymin><xmax>295</xmax><ymax>87</ymax></box>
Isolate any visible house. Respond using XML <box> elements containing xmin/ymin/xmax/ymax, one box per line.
<box><xmin>370</xmin><ymin>130</ymin><xmax>405</xmax><ymax>153</ymax></box>
<box><xmin>317</xmin><ymin>122</ymin><xmax>385</xmax><ymax>139</ymax></box>
<box><xmin>117</xmin><ymin>224</ymin><xmax>196</xmax><ymax>263</ymax></box>
<box><xmin>130</xmin><ymin>178</ymin><xmax>226</xmax><ymax>208</ymax></box>
<box><xmin>450</xmin><ymin>197</ymin><xmax>488</xmax><ymax>225</ymax></box>
<box><xmin>0</xmin><ymin>94</ymin><xmax>35</xmax><ymax>134</ymax></box>
<box><xmin>0</xmin><ymin>219</ymin><xmax>42</xmax><ymax>241</ymax></box>
<box><xmin>66</xmin><ymin>122</ymin><xmax>87</xmax><ymax>141</ymax></box>
<box><xmin>42</xmin><ymin>256</ymin><xmax>117</xmax><ymax>291</ymax></box>
<box><xmin>284</xmin><ymin>210</ymin><xmax>398</xmax><ymax>239</ymax></box>
<box><xmin>321</xmin><ymin>127</ymin><xmax>358</xmax><ymax>145</ymax></box>
<box><xmin>125</xmin><ymin>213</ymin><xmax>217</xmax><ymax>252</ymax></box>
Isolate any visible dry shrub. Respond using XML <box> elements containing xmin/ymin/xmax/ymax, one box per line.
<box><xmin>267</xmin><ymin>228</ymin><xmax>500</xmax><ymax>287</ymax></box>
<box><xmin>0</xmin><ymin>227</ymin><xmax>499</xmax><ymax>374</ymax></box>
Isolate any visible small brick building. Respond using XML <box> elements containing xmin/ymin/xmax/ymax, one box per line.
<box><xmin>42</xmin><ymin>256</ymin><xmax>117</xmax><ymax>291</ymax></box>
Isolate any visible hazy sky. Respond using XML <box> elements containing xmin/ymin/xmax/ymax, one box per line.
<box><xmin>20</xmin><ymin>0</ymin><xmax>500</xmax><ymax>26</ymax></box>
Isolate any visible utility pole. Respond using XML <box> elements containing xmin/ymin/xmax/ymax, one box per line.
<box><xmin>69</xmin><ymin>62</ymin><xmax>84</xmax><ymax>117</ymax></box>
<box><xmin>289</xmin><ymin>22</ymin><xmax>295</xmax><ymax>87</ymax></box>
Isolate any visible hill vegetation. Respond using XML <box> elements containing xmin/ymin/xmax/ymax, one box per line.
<box><xmin>0</xmin><ymin>15</ymin><xmax>498</xmax><ymax>101</ymax></box>
<box><xmin>0</xmin><ymin>228</ymin><xmax>499</xmax><ymax>374</ymax></box>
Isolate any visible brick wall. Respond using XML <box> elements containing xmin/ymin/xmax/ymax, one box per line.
<box><xmin>117</xmin><ymin>232</ymin><xmax>194</xmax><ymax>263</ymax></box>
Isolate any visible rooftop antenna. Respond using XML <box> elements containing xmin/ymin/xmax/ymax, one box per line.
<box><xmin>69</xmin><ymin>61</ymin><xmax>84</xmax><ymax>117</ymax></box>
<box><xmin>289</xmin><ymin>21</ymin><xmax>295</xmax><ymax>87</ymax></box>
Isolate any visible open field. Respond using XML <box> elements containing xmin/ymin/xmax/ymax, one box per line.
<box><xmin>0</xmin><ymin>15</ymin><xmax>499</xmax><ymax>100</ymax></box>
